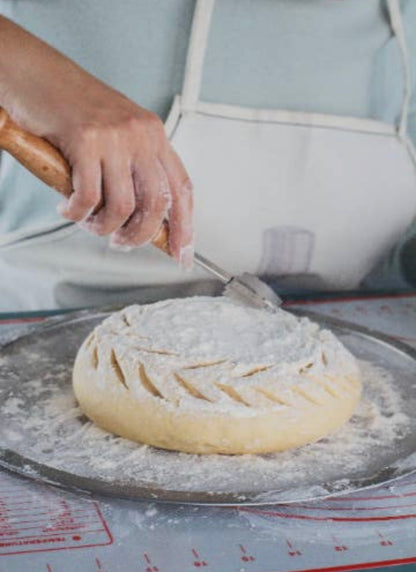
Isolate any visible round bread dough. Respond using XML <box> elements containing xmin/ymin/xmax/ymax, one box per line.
<box><xmin>73</xmin><ymin>297</ymin><xmax>361</xmax><ymax>455</ymax></box>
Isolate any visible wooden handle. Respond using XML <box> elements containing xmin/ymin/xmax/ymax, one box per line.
<box><xmin>0</xmin><ymin>107</ymin><xmax>72</xmax><ymax>197</ymax></box>
<box><xmin>0</xmin><ymin>107</ymin><xmax>170</xmax><ymax>253</ymax></box>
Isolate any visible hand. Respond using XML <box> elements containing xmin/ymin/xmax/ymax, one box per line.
<box><xmin>0</xmin><ymin>16</ymin><xmax>193</xmax><ymax>267</ymax></box>
<box><xmin>56</xmin><ymin>92</ymin><xmax>194</xmax><ymax>268</ymax></box>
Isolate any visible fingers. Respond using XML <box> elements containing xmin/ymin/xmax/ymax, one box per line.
<box><xmin>111</xmin><ymin>158</ymin><xmax>170</xmax><ymax>248</ymax></box>
<box><xmin>83</xmin><ymin>155</ymin><xmax>136</xmax><ymax>235</ymax></box>
<box><xmin>58</xmin><ymin>157</ymin><xmax>101</xmax><ymax>222</ymax></box>
<box><xmin>160</xmin><ymin>144</ymin><xmax>194</xmax><ymax>268</ymax></box>
<box><xmin>57</xmin><ymin>114</ymin><xmax>193</xmax><ymax>269</ymax></box>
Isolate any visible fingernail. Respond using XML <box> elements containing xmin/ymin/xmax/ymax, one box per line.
<box><xmin>109</xmin><ymin>235</ymin><xmax>134</xmax><ymax>252</ymax></box>
<box><xmin>78</xmin><ymin>219</ymin><xmax>98</xmax><ymax>234</ymax></box>
<box><xmin>56</xmin><ymin>201</ymin><xmax>69</xmax><ymax>217</ymax></box>
<box><xmin>179</xmin><ymin>244</ymin><xmax>194</xmax><ymax>271</ymax></box>
<box><xmin>82</xmin><ymin>206</ymin><xmax>97</xmax><ymax>222</ymax></box>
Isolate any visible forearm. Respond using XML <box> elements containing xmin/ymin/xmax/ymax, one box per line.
<box><xmin>0</xmin><ymin>17</ymin><xmax>77</xmax><ymax>135</ymax></box>
<box><xmin>0</xmin><ymin>16</ymin><xmax>125</xmax><ymax>143</ymax></box>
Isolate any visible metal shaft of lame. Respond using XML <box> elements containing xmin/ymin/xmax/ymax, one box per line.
<box><xmin>194</xmin><ymin>252</ymin><xmax>232</xmax><ymax>284</ymax></box>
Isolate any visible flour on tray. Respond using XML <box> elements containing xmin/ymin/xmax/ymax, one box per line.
<box><xmin>0</xmin><ymin>357</ymin><xmax>412</xmax><ymax>500</ymax></box>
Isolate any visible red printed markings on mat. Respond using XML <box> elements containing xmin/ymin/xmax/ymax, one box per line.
<box><xmin>144</xmin><ymin>552</ymin><xmax>160</xmax><ymax>572</ymax></box>
<box><xmin>332</xmin><ymin>536</ymin><xmax>348</xmax><ymax>552</ymax></box>
<box><xmin>192</xmin><ymin>548</ymin><xmax>208</xmax><ymax>567</ymax></box>
<box><xmin>239</xmin><ymin>544</ymin><xmax>255</xmax><ymax>563</ymax></box>
<box><xmin>377</xmin><ymin>531</ymin><xmax>393</xmax><ymax>547</ymax></box>
<box><xmin>0</xmin><ymin>474</ymin><xmax>112</xmax><ymax>556</ymax></box>
<box><xmin>285</xmin><ymin>538</ymin><xmax>302</xmax><ymax>557</ymax></box>
<box><xmin>239</xmin><ymin>477</ymin><xmax>416</xmax><ymax>523</ymax></box>
<box><xmin>95</xmin><ymin>556</ymin><xmax>111</xmax><ymax>572</ymax></box>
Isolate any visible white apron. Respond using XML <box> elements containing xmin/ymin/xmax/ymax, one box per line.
<box><xmin>0</xmin><ymin>0</ymin><xmax>415</xmax><ymax>310</ymax></box>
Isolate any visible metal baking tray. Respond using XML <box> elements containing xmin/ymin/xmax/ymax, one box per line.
<box><xmin>0</xmin><ymin>300</ymin><xmax>415</xmax><ymax>506</ymax></box>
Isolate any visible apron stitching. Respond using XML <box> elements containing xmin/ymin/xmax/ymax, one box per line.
<box><xmin>181</xmin><ymin>0</ymin><xmax>215</xmax><ymax>111</ymax></box>
<box><xmin>404</xmin><ymin>137</ymin><xmax>416</xmax><ymax>167</ymax></box>
<box><xmin>387</xmin><ymin>0</ymin><xmax>411</xmax><ymax>138</ymax></box>
<box><xmin>165</xmin><ymin>96</ymin><xmax>183</xmax><ymax>140</ymax></box>
<box><xmin>185</xmin><ymin>107</ymin><xmax>399</xmax><ymax>138</ymax></box>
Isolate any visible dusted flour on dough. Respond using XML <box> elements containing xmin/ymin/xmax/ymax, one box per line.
<box><xmin>72</xmin><ymin>297</ymin><xmax>362</xmax><ymax>454</ymax></box>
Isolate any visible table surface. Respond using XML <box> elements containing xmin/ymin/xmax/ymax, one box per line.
<box><xmin>0</xmin><ymin>292</ymin><xmax>415</xmax><ymax>572</ymax></box>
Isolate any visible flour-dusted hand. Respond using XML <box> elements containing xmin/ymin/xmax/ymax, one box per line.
<box><xmin>0</xmin><ymin>16</ymin><xmax>193</xmax><ymax>267</ymax></box>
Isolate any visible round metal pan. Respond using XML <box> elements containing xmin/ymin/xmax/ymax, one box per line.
<box><xmin>0</xmin><ymin>304</ymin><xmax>415</xmax><ymax>505</ymax></box>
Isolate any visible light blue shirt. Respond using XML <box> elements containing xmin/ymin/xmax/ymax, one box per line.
<box><xmin>0</xmin><ymin>0</ymin><xmax>415</xmax><ymax>286</ymax></box>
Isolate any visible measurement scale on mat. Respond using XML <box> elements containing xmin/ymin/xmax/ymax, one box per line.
<box><xmin>0</xmin><ymin>470</ymin><xmax>415</xmax><ymax>571</ymax></box>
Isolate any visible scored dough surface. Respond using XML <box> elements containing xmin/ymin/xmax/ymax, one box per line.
<box><xmin>72</xmin><ymin>297</ymin><xmax>362</xmax><ymax>454</ymax></box>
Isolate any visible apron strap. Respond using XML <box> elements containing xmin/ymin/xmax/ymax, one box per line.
<box><xmin>387</xmin><ymin>0</ymin><xmax>411</xmax><ymax>138</ymax></box>
<box><xmin>181</xmin><ymin>0</ymin><xmax>216</xmax><ymax>111</ymax></box>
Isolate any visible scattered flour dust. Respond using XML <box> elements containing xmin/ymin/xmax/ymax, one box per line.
<box><xmin>0</xmin><ymin>357</ymin><xmax>412</xmax><ymax>500</ymax></box>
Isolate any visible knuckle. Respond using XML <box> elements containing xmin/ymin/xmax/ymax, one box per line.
<box><xmin>124</xmin><ymin>112</ymin><xmax>165</xmax><ymax>149</ymax></box>
<box><xmin>145</xmin><ymin>111</ymin><xmax>164</xmax><ymax>130</ymax></box>
<box><xmin>155</xmin><ymin>185</ymin><xmax>170</xmax><ymax>210</ymax></box>
<box><xmin>75</xmin><ymin>123</ymin><xmax>99</xmax><ymax>145</ymax></box>
<box><xmin>144</xmin><ymin>111</ymin><xmax>165</xmax><ymax>140</ymax></box>
<box><xmin>160</xmin><ymin>191</ymin><xmax>172</xmax><ymax>211</ymax></box>
<box><xmin>122</xmin><ymin>114</ymin><xmax>142</xmax><ymax>133</ymax></box>
<box><xmin>121</xmin><ymin>113</ymin><xmax>164</xmax><ymax>150</ymax></box>
<box><xmin>181</xmin><ymin>176</ymin><xmax>193</xmax><ymax>194</ymax></box>
<box><xmin>113</xmin><ymin>197</ymin><xmax>135</xmax><ymax>218</ymax></box>
<box><xmin>77</xmin><ymin>188</ymin><xmax>100</xmax><ymax>209</ymax></box>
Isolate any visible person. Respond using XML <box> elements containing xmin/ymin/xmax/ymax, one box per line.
<box><xmin>0</xmin><ymin>0</ymin><xmax>415</xmax><ymax>312</ymax></box>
